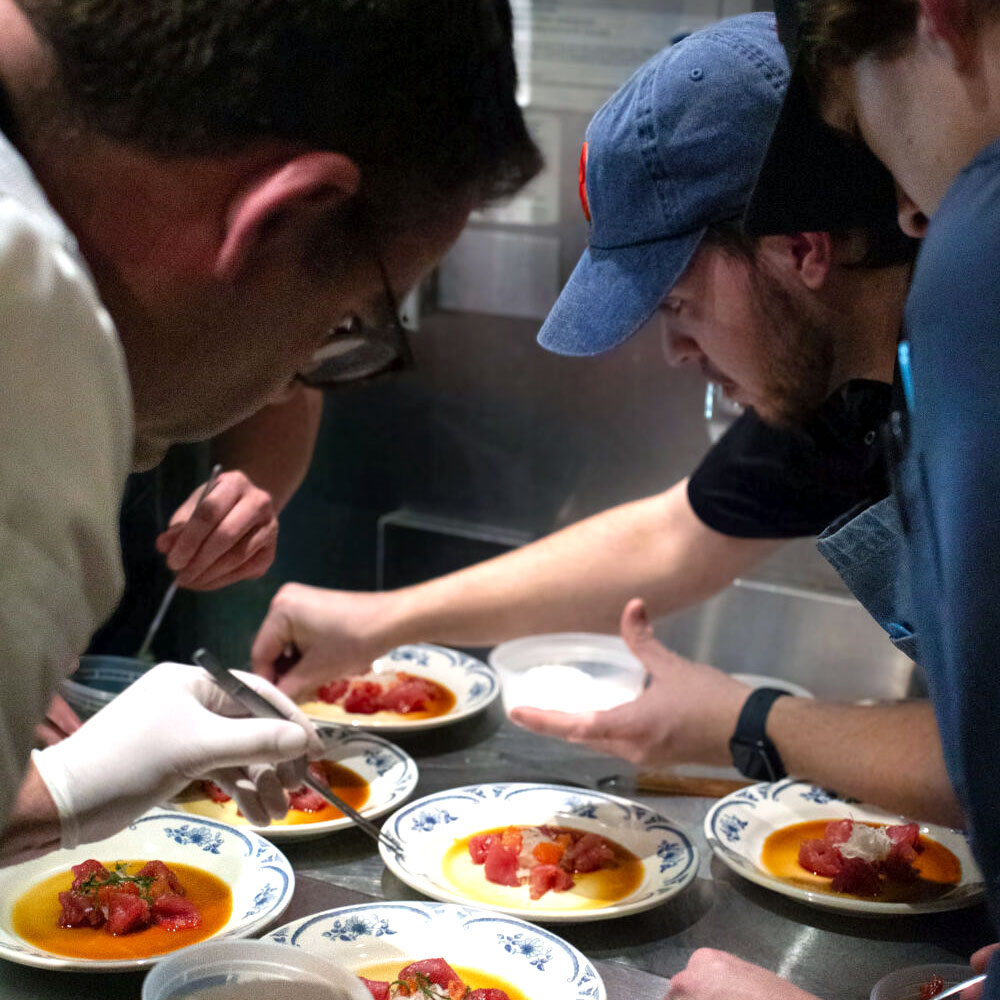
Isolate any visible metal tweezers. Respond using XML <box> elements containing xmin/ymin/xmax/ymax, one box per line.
<box><xmin>193</xmin><ymin>648</ymin><xmax>405</xmax><ymax>861</ymax></box>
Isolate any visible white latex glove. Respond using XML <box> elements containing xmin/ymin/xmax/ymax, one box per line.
<box><xmin>32</xmin><ymin>662</ymin><xmax>323</xmax><ymax>847</ymax></box>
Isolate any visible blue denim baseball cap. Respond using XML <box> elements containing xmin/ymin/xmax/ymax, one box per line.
<box><xmin>538</xmin><ymin>13</ymin><xmax>789</xmax><ymax>357</ymax></box>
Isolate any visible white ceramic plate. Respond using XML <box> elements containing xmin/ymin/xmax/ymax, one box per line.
<box><xmin>705</xmin><ymin>779</ymin><xmax>984</xmax><ymax>916</ymax></box>
<box><xmin>378</xmin><ymin>782</ymin><xmax>698</xmax><ymax>923</ymax></box>
<box><xmin>300</xmin><ymin>643</ymin><xmax>499</xmax><ymax>732</ymax></box>
<box><xmin>171</xmin><ymin>726</ymin><xmax>418</xmax><ymax>841</ymax></box>
<box><xmin>265</xmin><ymin>900</ymin><xmax>606</xmax><ymax>1000</ymax></box>
<box><xmin>0</xmin><ymin>812</ymin><xmax>294</xmax><ymax>972</ymax></box>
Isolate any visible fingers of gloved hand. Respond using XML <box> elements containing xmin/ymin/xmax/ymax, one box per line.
<box><xmin>186</xmin><ymin>715</ymin><xmax>315</xmax><ymax>774</ymax></box>
<box><xmin>189</xmin><ymin>665</ymin><xmax>323</xmax><ymax>758</ymax></box>
<box><xmin>275</xmin><ymin>756</ymin><xmax>308</xmax><ymax>790</ymax></box>
<box><xmin>208</xmin><ymin>767</ymin><xmax>276</xmax><ymax>828</ymax></box>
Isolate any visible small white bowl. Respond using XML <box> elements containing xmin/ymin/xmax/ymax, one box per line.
<box><xmin>489</xmin><ymin>633</ymin><xmax>645</xmax><ymax>716</ymax></box>
<box><xmin>869</xmin><ymin>962</ymin><xmax>974</xmax><ymax>1000</ymax></box>
<box><xmin>60</xmin><ymin>654</ymin><xmax>151</xmax><ymax>719</ymax></box>
<box><xmin>142</xmin><ymin>939</ymin><xmax>370</xmax><ymax>1000</ymax></box>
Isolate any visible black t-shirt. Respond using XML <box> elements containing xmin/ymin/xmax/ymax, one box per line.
<box><xmin>687</xmin><ymin>379</ymin><xmax>893</xmax><ymax>539</ymax></box>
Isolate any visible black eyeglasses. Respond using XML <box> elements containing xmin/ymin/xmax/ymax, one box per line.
<box><xmin>296</xmin><ymin>254</ymin><xmax>414</xmax><ymax>388</ymax></box>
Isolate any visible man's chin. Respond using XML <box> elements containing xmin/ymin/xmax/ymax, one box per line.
<box><xmin>131</xmin><ymin>436</ymin><xmax>169</xmax><ymax>472</ymax></box>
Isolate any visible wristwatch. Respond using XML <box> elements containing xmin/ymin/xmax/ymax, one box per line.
<box><xmin>728</xmin><ymin>687</ymin><xmax>789</xmax><ymax>781</ymax></box>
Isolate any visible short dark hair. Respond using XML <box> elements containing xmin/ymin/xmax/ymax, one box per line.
<box><xmin>17</xmin><ymin>0</ymin><xmax>542</xmax><ymax>229</ymax></box>
<box><xmin>702</xmin><ymin>216</ymin><xmax>918</xmax><ymax>270</ymax></box>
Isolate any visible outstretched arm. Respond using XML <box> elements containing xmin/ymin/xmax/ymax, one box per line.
<box><xmin>251</xmin><ymin>480</ymin><xmax>781</xmax><ymax>695</ymax></box>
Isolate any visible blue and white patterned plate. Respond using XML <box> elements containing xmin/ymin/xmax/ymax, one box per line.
<box><xmin>264</xmin><ymin>900</ymin><xmax>606</xmax><ymax>999</ymax></box>
<box><xmin>172</xmin><ymin>726</ymin><xmax>418</xmax><ymax>842</ymax></box>
<box><xmin>379</xmin><ymin>782</ymin><xmax>697</xmax><ymax>923</ymax></box>
<box><xmin>705</xmin><ymin>779</ymin><xmax>984</xmax><ymax>915</ymax></box>
<box><xmin>0</xmin><ymin>812</ymin><xmax>294</xmax><ymax>971</ymax></box>
<box><xmin>300</xmin><ymin>643</ymin><xmax>500</xmax><ymax>732</ymax></box>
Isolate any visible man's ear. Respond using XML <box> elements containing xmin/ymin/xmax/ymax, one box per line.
<box><xmin>215</xmin><ymin>152</ymin><xmax>361</xmax><ymax>280</ymax></box>
<box><xmin>919</xmin><ymin>0</ymin><xmax>977</xmax><ymax>72</ymax></box>
<box><xmin>760</xmin><ymin>232</ymin><xmax>833</xmax><ymax>291</ymax></box>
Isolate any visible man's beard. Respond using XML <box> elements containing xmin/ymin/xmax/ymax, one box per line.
<box><xmin>745</xmin><ymin>261</ymin><xmax>836</xmax><ymax>428</ymax></box>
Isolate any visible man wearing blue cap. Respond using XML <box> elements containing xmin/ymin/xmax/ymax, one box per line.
<box><xmin>249</xmin><ymin>13</ymin><xmax>958</xmax><ymax>820</ymax></box>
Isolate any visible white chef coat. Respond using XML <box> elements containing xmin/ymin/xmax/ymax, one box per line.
<box><xmin>0</xmin><ymin>126</ymin><xmax>132</xmax><ymax>831</ymax></box>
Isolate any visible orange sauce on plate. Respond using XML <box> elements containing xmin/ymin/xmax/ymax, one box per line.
<box><xmin>443</xmin><ymin>825</ymin><xmax>643</xmax><ymax>911</ymax></box>
<box><xmin>177</xmin><ymin>761</ymin><xmax>370</xmax><ymax>826</ymax></box>
<box><xmin>301</xmin><ymin>679</ymin><xmax>456</xmax><ymax>723</ymax></box>
<box><xmin>358</xmin><ymin>961</ymin><xmax>527</xmax><ymax>1000</ymax></box>
<box><xmin>761</xmin><ymin>820</ymin><xmax>962</xmax><ymax>902</ymax></box>
<box><xmin>11</xmin><ymin>861</ymin><xmax>231</xmax><ymax>961</ymax></box>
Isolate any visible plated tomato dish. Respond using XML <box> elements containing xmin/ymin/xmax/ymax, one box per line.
<box><xmin>301</xmin><ymin>671</ymin><xmax>456</xmax><ymax>722</ymax></box>
<box><xmin>11</xmin><ymin>858</ymin><xmax>231</xmax><ymax>960</ymax></box>
<box><xmin>176</xmin><ymin>760</ymin><xmax>370</xmax><ymax>827</ymax></box>
<box><xmin>762</xmin><ymin>818</ymin><xmax>962</xmax><ymax>902</ymax></box>
<box><xmin>359</xmin><ymin>957</ymin><xmax>524</xmax><ymax>1000</ymax></box>
<box><xmin>442</xmin><ymin>824</ymin><xmax>643</xmax><ymax>909</ymax></box>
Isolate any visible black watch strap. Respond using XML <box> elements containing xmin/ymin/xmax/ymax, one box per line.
<box><xmin>728</xmin><ymin>687</ymin><xmax>789</xmax><ymax>781</ymax></box>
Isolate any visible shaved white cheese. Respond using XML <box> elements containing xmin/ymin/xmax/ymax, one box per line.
<box><xmin>389</xmin><ymin>982</ymin><xmax>450</xmax><ymax>1000</ymax></box>
<box><xmin>838</xmin><ymin>823</ymin><xmax>892</xmax><ymax>862</ymax></box>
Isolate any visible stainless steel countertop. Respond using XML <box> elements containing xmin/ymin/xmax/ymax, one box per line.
<box><xmin>1</xmin><ymin>700</ymin><xmax>994</xmax><ymax>999</ymax></box>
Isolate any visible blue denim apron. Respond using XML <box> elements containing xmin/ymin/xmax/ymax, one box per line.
<box><xmin>815</xmin><ymin>493</ymin><xmax>918</xmax><ymax>663</ymax></box>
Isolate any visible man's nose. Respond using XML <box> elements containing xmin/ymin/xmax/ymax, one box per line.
<box><xmin>660</xmin><ymin>327</ymin><xmax>702</xmax><ymax>368</ymax></box>
<box><xmin>896</xmin><ymin>184</ymin><xmax>929</xmax><ymax>239</ymax></box>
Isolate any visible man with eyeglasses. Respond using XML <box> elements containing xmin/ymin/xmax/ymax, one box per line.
<box><xmin>0</xmin><ymin>0</ymin><xmax>540</xmax><ymax>863</ymax></box>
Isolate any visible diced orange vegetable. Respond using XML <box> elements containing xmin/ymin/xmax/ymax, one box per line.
<box><xmin>501</xmin><ymin>827</ymin><xmax>523</xmax><ymax>852</ymax></box>
<box><xmin>532</xmin><ymin>841</ymin><xmax>566</xmax><ymax>865</ymax></box>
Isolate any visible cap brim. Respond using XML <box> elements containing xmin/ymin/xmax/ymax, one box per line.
<box><xmin>538</xmin><ymin>229</ymin><xmax>703</xmax><ymax>357</ymax></box>
<box><xmin>744</xmin><ymin>57</ymin><xmax>898</xmax><ymax>236</ymax></box>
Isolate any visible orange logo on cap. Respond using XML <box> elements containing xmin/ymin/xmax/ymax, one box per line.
<box><xmin>578</xmin><ymin>142</ymin><xmax>591</xmax><ymax>222</ymax></box>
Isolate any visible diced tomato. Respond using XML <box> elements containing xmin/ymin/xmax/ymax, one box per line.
<box><xmin>564</xmin><ymin>832</ymin><xmax>615</xmax><ymax>874</ymax></box>
<box><xmin>467</xmin><ymin>991</ymin><xmax>512</xmax><ymax>1000</ymax></box>
<box><xmin>288</xmin><ymin>784</ymin><xmax>328</xmax><ymax>812</ymax></box>
<box><xmin>532</xmin><ymin>841</ymin><xmax>565</xmax><ymax>865</ymax></box>
<box><xmin>136</xmin><ymin>860</ymin><xmax>184</xmax><ymax>899</ymax></box>
<box><xmin>824</xmin><ymin>819</ymin><xmax>854</xmax><ymax>845</ymax></box>
<box><xmin>317</xmin><ymin>679</ymin><xmax>350</xmax><ymax>704</ymax></box>
<box><xmin>70</xmin><ymin>858</ymin><xmax>110</xmax><ymax>890</ymax></box>
<box><xmin>151</xmin><ymin>893</ymin><xmax>202</xmax><ymax>930</ymax></box>
<box><xmin>202</xmin><ymin>779</ymin><xmax>231</xmax><ymax>804</ymax></box>
<box><xmin>886</xmin><ymin>822</ymin><xmax>921</xmax><ymax>850</ymax></box>
<box><xmin>919</xmin><ymin>975</ymin><xmax>946</xmax><ymax>999</ymax></box>
<box><xmin>469</xmin><ymin>834</ymin><xmax>498</xmax><ymax>865</ymax></box>
<box><xmin>378</xmin><ymin>677</ymin><xmax>437</xmax><ymax>713</ymax></box>
<box><xmin>798</xmin><ymin>838</ymin><xmax>844</xmax><ymax>877</ymax></box>
<box><xmin>831</xmin><ymin>857</ymin><xmax>882</xmax><ymax>896</ymax></box>
<box><xmin>397</xmin><ymin>959</ymin><xmax>463</xmax><ymax>991</ymax></box>
<box><xmin>483</xmin><ymin>840</ymin><xmax>521</xmax><ymax>887</ymax></box>
<box><xmin>358</xmin><ymin>978</ymin><xmax>390</xmax><ymax>1000</ymax></box>
<box><xmin>58</xmin><ymin>890</ymin><xmax>104</xmax><ymax>928</ymax></box>
<box><xmin>528</xmin><ymin>863</ymin><xmax>575</xmax><ymax>899</ymax></box>
<box><xmin>343</xmin><ymin>681</ymin><xmax>383</xmax><ymax>714</ymax></box>
<box><xmin>105</xmin><ymin>890</ymin><xmax>151</xmax><ymax>935</ymax></box>
<box><xmin>97</xmin><ymin>880</ymin><xmax>140</xmax><ymax>915</ymax></box>
<box><xmin>500</xmin><ymin>827</ymin><xmax>523</xmax><ymax>853</ymax></box>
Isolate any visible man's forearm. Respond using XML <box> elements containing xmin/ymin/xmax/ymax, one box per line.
<box><xmin>767</xmin><ymin>698</ymin><xmax>963</xmax><ymax>828</ymax></box>
<box><xmin>381</xmin><ymin>480</ymin><xmax>781</xmax><ymax>649</ymax></box>
<box><xmin>211</xmin><ymin>384</ymin><xmax>323</xmax><ymax>511</ymax></box>
<box><xmin>1</xmin><ymin>759</ymin><xmax>61</xmax><ymax>866</ymax></box>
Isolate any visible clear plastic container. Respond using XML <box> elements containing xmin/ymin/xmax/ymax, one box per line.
<box><xmin>869</xmin><ymin>962</ymin><xmax>974</xmax><ymax>1000</ymax></box>
<box><xmin>141</xmin><ymin>940</ymin><xmax>371</xmax><ymax>1000</ymax></box>
<box><xmin>60</xmin><ymin>653</ymin><xmax>150</xmax><ymax>719</ymax></box>
<box><xmin>489</xmin><ymin>632</ymin><xmax>645</xmax><ymax>716</ymax></box>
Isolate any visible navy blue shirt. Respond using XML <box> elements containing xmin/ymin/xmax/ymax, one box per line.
<box><xmin>902</xmin><ymin>137</ymin><xmax>1000</xmax><ymax>977</ymax></box>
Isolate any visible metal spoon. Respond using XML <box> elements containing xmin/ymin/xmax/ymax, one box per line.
<box><xmin>135</xmin><ymin>464</ymin><xmax>222</xmax><ymax>662</ymax></box>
